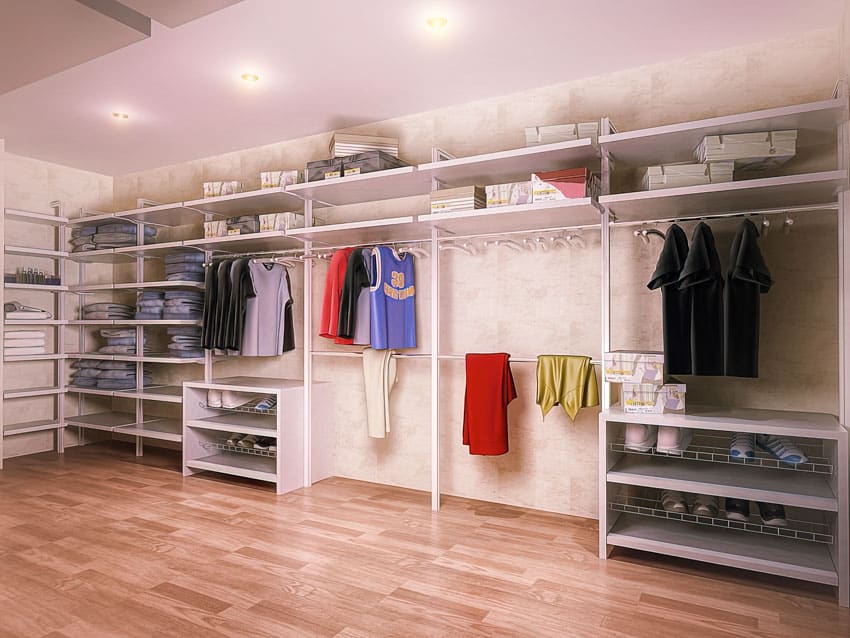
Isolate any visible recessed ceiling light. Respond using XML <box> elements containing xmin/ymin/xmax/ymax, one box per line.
<box><xmin>241</xmin><ymin>73</ymin><xmax>260</xmax><ymax>82</ymax></box>
<box><xmin>112</xmin><ymin>112</ymin><xmax>129</xmax><ymax>120</ymax></box>
<box><xmin>427</xmin><ymin>16</ymin><xmax>448</xmax><ymax>29</ymax></box>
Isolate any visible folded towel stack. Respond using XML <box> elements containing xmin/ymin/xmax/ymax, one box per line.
<box><xmin>167</xmin><ymin>326</ymin><xmax>203</xmax><ymax>358</ymax></box>
<box><xmin>164</xmin><ymin>251</ymin><xmax>205</xmax><ymax>282</ymax></box>
<box><xmin>4</xmin><ymin>301</ymin><xmax>52</xmax><ymax>320</ymax></box>
<box><xmin>83</xmin><ymin>303</ymin><xmax>134</xmax><ymax>320</ymax></box>
<box><xmin>71</xmin><ymin>222</ymin><xmax>157</xmax><ymax>252</ymax></box>
<box><xmin>70</xmin><ymin>359</ymin><xmax>152</xmax><ymax>390</ymax></box>
<box><xmin>163</xmin><ymin>290</ymin><xmax>204</xmax><ymax>320</ymax></box>
<box><xmin>4</xmin><ymin>330</ymin><xmax>47</xmax><ymax>356</ymax></box>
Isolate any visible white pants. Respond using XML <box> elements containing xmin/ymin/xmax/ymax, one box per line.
<box><xmin>363</xmin><ymin>348</ymin><xmax>397</xmax><ymax>438</ymax></box>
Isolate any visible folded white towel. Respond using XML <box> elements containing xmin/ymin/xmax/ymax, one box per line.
<box><xmin>4</xmin><ymin>338</ymin><xmax>47</xmax><ymax>348</ymax></box>
<box><xmin>4</xmin><ymin>330</ymin><xmax>46</xmax><ymax>339</ymax></box>
<box><xmin>4</xmin><ymin>346</ymin><xmax>47</xmax><ymax>356</ymax></box>
<box><xmin>5</xmin><ymin>311</ymin><xmax>51</xmax><ymax>320</ymax></box>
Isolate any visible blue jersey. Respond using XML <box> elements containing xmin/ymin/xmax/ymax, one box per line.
<box><xmin>370</xmin><ymin>247</ymin><xmax>416</xmax><ymax>349</ymax></box>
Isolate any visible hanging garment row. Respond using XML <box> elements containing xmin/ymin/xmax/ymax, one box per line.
<box><xmin>202</xmin><ymin>257</ymin><xmax>295</xmax><ymax>356</ymax></box>
<box><xmin>320</xmin><ymin>245</ymin><xmax>416</xmax><ymax>350</ymax></box>
<box><xmin>648</xmin><ymin>219</ymin><xmax>772</xmax><ymax>377</ymax></box>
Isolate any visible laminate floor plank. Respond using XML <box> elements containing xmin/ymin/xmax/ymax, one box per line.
<box><xmin>0</xmin><ymin>442</ymin><xmax>846</xmax><ymax>638</ymax></box>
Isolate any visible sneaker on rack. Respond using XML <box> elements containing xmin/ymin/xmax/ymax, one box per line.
<box><xmin>207</xmin><ymin>389</ymin><xmax>222</xmax><ymax>408</ymax></box>
<box><xmin>624</xmin><ymin>424</ymin><xmax>658</xmax><ymax>452</ymax></box>
<box><xmin>256</xmin><ymin>395</ymin><xmax>277</xmax><ymax>412</ymax></box>
<box><xmin>757</xmin><ymin>502</ymin><xmax>788</xmax><ymax>527</ymax></box>
<box><xmin>656</xmin><ymin>426</ymin><xmax>693</xmax><ymax>456</ymax></box>
<box><xmin>222</xmin><ymin>391</ymin><xmax>256</xmax><ymax>409</ymax></box>
<box><xmin>660</xmin><ymin>490</ymin><xmax>688</xmax><ymax>513</ymax></box>
<box><xmin>238</xmin><ymin>434</ymin><xmax>258</xmax><ymax>448</ymax></box>
<box><xmin>226</xmin><ymin>432</ymin><xmax>243</xmax><ymax>446</ymax></box>
<box><xmin>755</xmin><ymin>434</ymin><xmax>809</xmax><ymax>465</ymax></box>
<box><xmin>692</xmin><ymin>494</ymin><xmax>719</xmax><ymax>517</ymax></box>
<box><xmin>729</xmin><ymin>432</ymin><xmax>755</xmax><ymax>460</ymax></box>
<box><xmin>724</xmin><ymin>498</ymin><xmax>750</xmax><ymax>522</ymax></box>
<box><xmin>253</xmin><ymin>437</ymin><xmax>272</xmax><ymax>451</ymax></box>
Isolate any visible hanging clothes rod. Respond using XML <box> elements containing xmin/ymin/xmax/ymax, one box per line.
<box><xmin>434</xmin><ymin>223</ymin><xmax>602</xmax><ymax>244</ymax></box>
<box><xmin>311</xmin><ymin>350</ymin><xmax>600</xmax><ymax>364</ymax></box>
<box><xmin>610</xmin><ymin>202</ymin><xmax>838</xmax><ymax>228</ymax></box>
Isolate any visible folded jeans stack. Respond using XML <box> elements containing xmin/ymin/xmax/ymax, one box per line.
<box><xmin>70</xmin><ymin>223</ymin><xmax>156</xmax><ymax>252</ymax></box>
<box><xmin>70</xmin><ymin>360</ymin><xmax>100</xmax><ymax>388</ymax></box>
<box><xmin>69</xmin><ymin>360</ymin><xmax>152</xmax><ymax>390</ymax></box>
<box><xmin>83</xmin><ymin>303</ymin><xmax>134</xmax><ymax>320</ymax></box>
<box><xmin>164</xmin><ymin>252</ymin><xmax>205</xmax><ymax>282</ymax></box>
<box><xmin>4</xmin><ymin>330</ymin><xmax>47</xmax><ymax>356</ymax></box>
<box><xmin>163</xmin><ymin>290</ymin><xmax>204</xmax><ymax>320</ymax></box>
<box><xmin>167</xmin><ymin>326</ymin><xmax>203</xmax><ymax>358</ymax></box>
<box><xmin>97</xmin><ymin>328</ymin><xmax>148</xmax><ymax>355</ymax></box>
<box><xmin>135</xmin><ymin>291</ymin><xmax>165</xmax><ymax>319</ymax></box>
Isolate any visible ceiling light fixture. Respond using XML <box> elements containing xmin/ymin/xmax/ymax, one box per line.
<box><xmin>241</xmin><ymin>72</ymin><xmax>260</xmax><ymax>82</ymax></box>
<box><xmin>426</xmin><ymin>16</ymin><xmax>448</xmax><ymax>30</ymax></box>
<box><xmin>112</xmin><ymin>112</ymin><xmax>129</xmax><ymax>120</ymax></box>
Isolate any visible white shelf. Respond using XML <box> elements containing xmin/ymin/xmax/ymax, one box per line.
<box><xmin>66</xmin><ymin>386</ymin><xmax>116</xmax><ymax>397</ymax></box>
<box><xmin>65</xmin><ymin>411</ymin><xmax>137</xmax><ymax>432</ymax></box>
<box><xmin>4</xmin><ymin>245</ymin><xmax>68</xmax><ymax>258</ymax></box>
<box><xmin>4</xmin><ymin>283</ymin><xmax>67</xmax><ymax>291</ymax></box>
<box><xmin>183</xmin><ymin>231</ymin><xmax>301</xmax><ymax>253</ymax></box>
<box><xmin>287</xmin><ymin>216</ymin><xmax>428</xmax><ymax>245</ymax></box>
<box><xmin>186</xmin><ymin>453</ymin><xmax>277</xmax><ymax>483</ymax></box>
<box><xmin>187</xmin><ymin>412</ymin><xmax>276</xmax><ymax>437</ymax></box>
<box><xmin>67</xmin><ymin>249</ymin><xmax>136</xmax><ymax>264</ymax></box>
<box><xmin>4</xmin><ymin>319</ymin><xmax>67</xmax><ymax>326</ymax></box>
<box><xmin>114</xmin><ymin>418</ymin><xmax>183</xmax><ymax>443</ymax></box>
<box><xmin>3</xmin><ymin>419</ymin><xmax>64</xmax><ymax>436</ymax></box>
<box><xmin>418</xmin><ymin>138</ymin><xmax>599</xmax><ymax>187</ymax></box>
<box><xmin>602</xmin><ymin>405</ymin><xmax>844</xmax><ymax>440</ymax></box>
<box><xmin>4</xmin><ymin>353</ymin><xmax>63</xmax><ymax>362</ymax></box>
<box><xmin>68</xmin><ymin>320</ymin><xmax>202</xmax><ymax>326</ymax></box>
<box><xmin>113</xmin><ymin>241</ymin><xmax>190</xmax><ymax>257</ymax></box>
<box><xmin>114</xmin><ymin>385</ymin><xmax>185</xmax><ymax>403</ymax></box>
<box><xmin>66</xmin><ymin>212</ymin><xmax>121</xmax><ymax>226</ymax></box>
<box><xmin>424</xmin><ymin>199</ymin><xmax>601</xmax><ymax>236</ymax></box>
<box><xmin>4</xmin><ymin>386</ymin><xmax>63</xmax><ymax>399</ymax></box>
<box><xmin>600</xmin><ymin>98</ymin><xmax>847</xmax><ymax>166</ymax></box>
<box><xmin>187</xmin><ymin>376</ymin><xmax>304</xmax><ymax>394</ymax></box>
<box><xmin>112</xmin><ymin>354</ymin><xmax>204</xmax><ymax>364</ymax></box>
<box><xmin>287</xmin><ymin>167</ymin><xmax>430</xmax><ymax>206</ymax></box>
<box><xmin>608</xmin><ymin>455</ymin><xmax>837</xmax><ymax>511</ymax></box>
<box><xmin>600</xmin><ymin>170</ymin><xmax>847</xmax><ymax>222</ymax></box>
<box><xmin>184</xmin><ymin>187</ymin><xmax>304</xmax><ymax>215</ymax></box>
<box><xmin>116</xmin><ymin>202</ymin><xmax>217</xmax><ymax>226</ymax></box>
<box><xmin>5</xmin><ymin>208</ymin><xmax>69</xmax><ymax>225</ymax></box>
<box><xmin>71</xmin><ymin>281</ymin><xmax>204</xmax><ymax>292</ymax></box>
<box><xmin>608</xmin><ymin>514</ymin><xmax>837</xmax><ymax>586</ymax></box>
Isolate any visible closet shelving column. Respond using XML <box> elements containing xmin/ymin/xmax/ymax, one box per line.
<box><xmin>65</xmin><ymin>202</ymin><xmax>213</xmax><ymax>451</ymax></box>
<box><xmin>1</xmin><ymin>202</ymin><xmax>70</xmax><ymax>467</ymax></box>
<box><xmin>596</xmin><ymin>97</ymin><xmax>850</xmax><ymax>605</ymax></box>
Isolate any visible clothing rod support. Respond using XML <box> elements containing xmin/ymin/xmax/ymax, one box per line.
<box><xmin>611</xmin><ymin>202</ymin><xmax>838</xmax><ymax>229</ymax></box>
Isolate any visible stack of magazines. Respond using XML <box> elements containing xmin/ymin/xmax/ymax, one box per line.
<box><xmin>642</xmin><ymin>161</ymin><xmax>734</xmax><ymax>190</ymax></box>
<box><xmin>695</xmin><ymin>130</ymin><xmax>797</xmax><ymax>171</ymax></box>
<box><xmin>429</xmin><ymin>186</ymin><xmax>486</xmax><ymax>214</ymax></box>
<box><xmin>525</xmin><ymin>121</ymin><xmax>599</xmax><ymax>146</ymax></box>
<box><xmin>330</xmin><ymin>133</ymin><xmax>399</xmax><ymax>158</ymax></box>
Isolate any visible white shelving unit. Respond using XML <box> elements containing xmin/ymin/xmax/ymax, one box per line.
<box><xmin>597</xmin><ymin>96</ymin><xmax>850</xmax><ymax>606</ymax></box>
<box><xmin>1</xmin><ymin>201</ymin><xmax>68</xmax><ymax>467</ymax></box>
<box><xmin>183</xmin><ymin>377</ymin><xmax>332</xmax><ymax>494</ymax></box>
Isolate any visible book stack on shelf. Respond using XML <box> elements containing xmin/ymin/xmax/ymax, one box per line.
<box><xmin>429</xmin><ymin>186</ymin><xmax>486</xmax><ymax>214</ymax></box>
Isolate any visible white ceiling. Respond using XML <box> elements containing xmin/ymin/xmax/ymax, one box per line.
<box><xmin>0</xmin><ymin>0</ymin><xmax>844</xmax><ymax>176</ymax></box>
<box><xmin>118</xmin><ymin>0</ymin><xmax>244</xmax><ymax>27</ymax></box>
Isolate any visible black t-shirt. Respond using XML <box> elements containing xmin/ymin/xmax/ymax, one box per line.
<box><xmin>337</xmin><ymin>248</ymin><xmax>371</xmax><ymax>339</ymax></box>
<box><xmin>202</xmin><ymin>260</ymin><xmax>217</xmax><ymax>350</ymax></box>
<box><xmin>725</xmin><ymin>219</ymin><xmax>772</xmax><ymax>377</ymax></box>
<box><xmin>678</xmin><ymin>222</ymin><xmax>724</xmax><ymax>375</ymax></box>
<box><xmin>647</xmin><ymin>224</ymin><xmax>691</xmax><ymax>376</ymax></box>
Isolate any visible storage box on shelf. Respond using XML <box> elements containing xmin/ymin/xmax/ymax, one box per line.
<box><xmin>183</xmin><ymin>377</ymin><xmax>332</xmax><ymax>494</ymax></box>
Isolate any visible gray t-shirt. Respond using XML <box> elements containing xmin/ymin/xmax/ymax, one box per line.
<box><xmin>242</xmin><ymin>262</ymin><xmax>290</xmax><ymax>356</ymax></box>
<box><xmin>353</xmin><ymin>248</ymin><xmax>372</xmax><ymax>345</ymax></box>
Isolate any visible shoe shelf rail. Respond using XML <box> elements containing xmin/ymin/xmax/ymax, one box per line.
<box><xmin>609</xmin><ymin>493</ymin><xmax>834</xmax><ymax>544</ymax></box>
<box><xmin>201</xmin><ymin>440</ymin><xmax>276</xmax><ymax>458</ymax></box>
<box><xmin>197</xmin><ymin>398</ymin><xmax>278</xmax><ymax>417</ymax></box>
<box><xmin>608</xmin><ymin>440</ymin><xmax>834</xmax><ymax>475</ymax></box>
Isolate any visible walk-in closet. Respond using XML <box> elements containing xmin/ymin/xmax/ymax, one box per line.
<box><xmin>0</xmin><ymin>2</ymin><xmax>849</xmax><ymax>636</ymax></box>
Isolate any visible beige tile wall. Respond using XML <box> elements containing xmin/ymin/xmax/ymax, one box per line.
<box><xmin>4</xmin><ymin>26</ymin><xmax>843</xmax><ymax>515</ymax></box>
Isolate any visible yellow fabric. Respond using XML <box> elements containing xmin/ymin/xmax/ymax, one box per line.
<box><xmin>536</xmin><ymin>355</ymin><xmax>599</xmax><ymax>421</ymax></box>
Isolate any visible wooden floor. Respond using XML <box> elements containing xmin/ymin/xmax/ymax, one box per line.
<box><xmin>0</xmin><ymin>444</ymin><xmax>847</xmax><ymax>638</ymax></box>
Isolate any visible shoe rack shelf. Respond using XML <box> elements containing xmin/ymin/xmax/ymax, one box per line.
<box><xmin>601</xmin><ymin>409</ymin><xmax>847</xmax><ymax>589</ymax></box>
<box><xmin>182</xmin><ymin>377</ymin><xmax>332</xmax><ymax>495</ymax></box>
